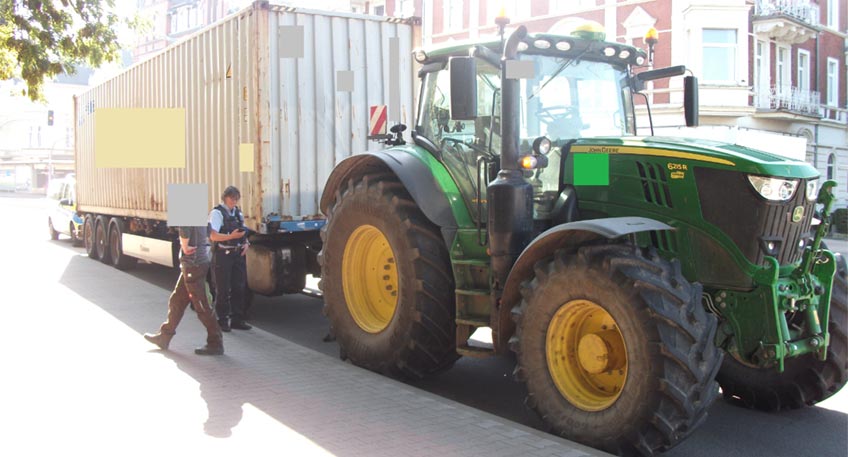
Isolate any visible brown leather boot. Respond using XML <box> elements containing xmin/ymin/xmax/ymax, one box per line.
<box><xmin>194</xmin><ymin>344</ymin><xmax>224</xmax><ymax>356</ymax></box>
<box><xmin>143</xmin><ymin>332</ymin><xmax>173</xmax><ymax>350</ymax></box>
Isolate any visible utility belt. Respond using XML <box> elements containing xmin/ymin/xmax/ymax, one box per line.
<box><xmin>214</xmin><ymin>243</ymin><xmax>245</xmax><ymax>254</ymax></box>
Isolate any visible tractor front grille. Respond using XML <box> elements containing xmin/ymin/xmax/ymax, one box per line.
<box><xmin>695</xmin><ymin>168</ymin><xmax>815</xmax><ymax>267</ymax></box>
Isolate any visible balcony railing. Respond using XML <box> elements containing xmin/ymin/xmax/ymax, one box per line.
<box><xmin>754</xmin><ymin>85</ymin><xmax>822</xmax><ymax>116</ymax></box>
<box><xmin>821</xmin><ymin>106</ymin><xmax>848</xmax><ymax>123</ymax></box>
<box><xmin>754</xmin><ymin>0</ymin><xmax>820</xmax><ymax>27</ymax></box>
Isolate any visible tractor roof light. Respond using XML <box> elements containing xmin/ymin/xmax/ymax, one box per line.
<box><xmin>603</xmin><ymin>46</ymin><xmax>617</xmax><ymax>57</ymax></box>
<box><xmin>644</xmin><ymin>27</ymin><xmax>658</xmax><ymax>65</ymax></box>
<box><xmin>644</xmin><ymin>27</ymin><xmax>659</xmax><ymax>45</ymax></box>
<box><xmin>534</xmin><ymin>39</ymin><xmax>551</xmax><ymax>49</ymax></box>
<box><xmin>520</xmin><ymin>155</ymin><xmax>538</xmax><ymax>170</ymax></box>
<box><xmin>555</xmin><ymin>40</ymin><xmax>572</xmax><ymax>51</ymax></box>
<box><xmin>618</xmin><ymin>49</ymin><xmax>631</xmax><ymax>59</ymax></box>
<box><xmin>517</xmin><ymin>41</ymin><xmax>529</xmax><ymax>52</ymax></box>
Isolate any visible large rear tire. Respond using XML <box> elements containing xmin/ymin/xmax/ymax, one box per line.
<box><xmin>95</xmin><ymin>215</ymin><xmax>112</xmax><ymax>265</ymax></box>
<box><xmin>319</xmin><ymin>174</ymin><xmax>457</xmax><ymax>379</ymax></box>
<box><xmin>84</xmin><ymin>215</ymin><xmax>98</xmax><ymax>260</ymax></box>
<box><xmin>717</xmin><ymin>255</ymin><xmax>848</xmax><ymax>411</ymax></box>
<box><xmin>109</xmin><ymin>218</ymin><xmax>137</xmax><ymax>270</ymax></box>
<box><xmin>513</xmin><ymin>244</ymin><xmax>721</xmax><ymax>456</ymax></box>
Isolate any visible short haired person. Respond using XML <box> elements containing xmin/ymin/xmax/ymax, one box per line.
<box><xmin>143</xmin><ymin>225</ymin><xmax>224</xmax><ymax>355</ymax></box>
<box><xmin>209</xmin><ymin>186</ymin><xmax>251</xmax><ymax>332</ymax></box>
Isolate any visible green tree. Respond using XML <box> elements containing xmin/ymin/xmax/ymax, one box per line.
<box><xmin>0</xmin><ymin>0</ymin><xmax>127</xmax><ymax>100</ymax></box>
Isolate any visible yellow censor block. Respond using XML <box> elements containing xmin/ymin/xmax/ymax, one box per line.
<box><xmin>95</xmin><ymin>108</ymin><xmax>186</xmax><ymax>168</ymax></box>
<box><xmin>239</xmin><ymin>143</ymin><xmax>255</xmax><ymax>172</ymax></box>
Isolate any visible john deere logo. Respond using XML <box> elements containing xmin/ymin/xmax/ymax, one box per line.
<box><xmin>792</xmin><ymin>206</ymin><xmax>805</xmax><ymax>223</ymax></box>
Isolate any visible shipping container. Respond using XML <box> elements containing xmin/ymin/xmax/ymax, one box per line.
<box><xmin>73</xmin><ymin>1</ymin><xmax>420</xmax><ymax>296</ymax></box>
<box><xmin>75</xmin><ymin>1</ymin><xmax>417</xmax><ymax>229</ymax></box>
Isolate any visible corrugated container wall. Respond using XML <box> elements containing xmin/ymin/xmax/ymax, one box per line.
<box><xmin>75</xmin><ymin>2</ymin><xmax>418</xmax><ymax>231</ymax></box>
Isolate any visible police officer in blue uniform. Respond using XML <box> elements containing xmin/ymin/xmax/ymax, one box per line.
<box><xmin>208</xmin><ymin>186</ymin><xmax>252</xmax><ymax>332</ymax></box>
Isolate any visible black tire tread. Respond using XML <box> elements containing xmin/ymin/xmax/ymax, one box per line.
<box><xmin>717</xmin><ymin>260</ymin><xmax>848</xmax><ymax>412</ymax></box>
<box><xmin>513</xmin><ymin>243</ymin><xmax>722</xmax><ymax>456</ymax></box>
<box><xmin>320</xmin><ymin>173</ymin><xmax>458</xmax><ymax>379</ymax></box>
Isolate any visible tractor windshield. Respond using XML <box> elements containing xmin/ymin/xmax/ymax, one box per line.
<box><xmin>519</xmin><ymin>54</ymin><xmax>635</xmax><ymax>142</ymax></box>
<box><xmin>415</xmin><ymin>54</ymin><xmax>636</xmax><ymax>219</ymax></box>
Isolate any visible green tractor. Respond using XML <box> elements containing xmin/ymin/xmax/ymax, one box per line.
<box><xmin>318</xmin><ymin>21</ymin><xmax>846</xmax><ymax>456</ymax></box>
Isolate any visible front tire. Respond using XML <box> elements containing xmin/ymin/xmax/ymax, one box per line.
<box><xmin>513</xmin><ymin>244</ymin><xmax>721</xmax><ymax>456</ymax></box>
<box><xmin>319</xmin><ymin>174</ymin><xmax>457</xmax><ymax>379</ymax></box>
<box><xmin>717</xmin><ymin>256</ymin><xmax>848</xmax><ymax>411</ymax></box>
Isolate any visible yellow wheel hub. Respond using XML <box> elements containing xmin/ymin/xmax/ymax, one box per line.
<box><xmin>342</xmin><ymin>225</ymin><xmax>399</xmax><ymax>333</ymax></box>
<box><xmin>546</xmin><ymin>299</ymin><xmax>627</xmax><ymax>411</ymax></box>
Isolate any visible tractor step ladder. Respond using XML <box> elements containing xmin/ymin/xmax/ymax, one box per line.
<box><xmin>453</xmin><ymin>258</ymin><xmax>496</xmax><ymax>358</ymax></box>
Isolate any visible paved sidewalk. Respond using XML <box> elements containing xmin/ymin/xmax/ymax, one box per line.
<box><xmin>2</xmin><ymin>245</ymin><xmax>608</xmax><ymax>456</ymax></box>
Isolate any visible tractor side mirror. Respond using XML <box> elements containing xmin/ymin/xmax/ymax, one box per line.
<box><xmin>684</xmin><ymin>75</ymin><xmax>699</xmax><ymax>127</ymax></box>
<box><xmin>449</xmin><ymin>56</ymin><xmax>477</xmax><ymax>120</ymax></box>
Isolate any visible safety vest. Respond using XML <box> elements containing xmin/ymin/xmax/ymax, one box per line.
<box><xmin>214</xmin><ymin>204</ymin><xmax>245</xmax><ymax>248</ymax></box>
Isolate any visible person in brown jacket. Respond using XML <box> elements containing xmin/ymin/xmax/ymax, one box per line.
<box><xmin>143</xmin><ymin>225</ymin><xmax>224</xmax><ymax>355</ymax></box>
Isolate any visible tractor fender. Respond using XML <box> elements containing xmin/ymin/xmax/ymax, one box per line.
<box><xmin>494</xmin><ymin>216</ymin><xmax>673</xmax><ymax>352</ymax></box>
<box><xmin>320</xmin><ymin>152</ymin><xmax>458</xmax><ymax>244</ymax></box>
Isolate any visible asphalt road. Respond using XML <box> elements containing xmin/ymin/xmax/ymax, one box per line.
<box><xmin>11</xmin><ymin>192</ymin><xmax>847</xmax><ymax>457</ymax></box>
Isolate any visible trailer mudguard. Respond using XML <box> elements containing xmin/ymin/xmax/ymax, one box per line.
<box><xmin>494</xmin><ymin>216</ymin><xmax>673</xmax><ymax>352</ymax></box>
<box><xmin>320</xmin><ymin>151</ymin><xmax>459</xmax><ymax>245</ymax></box>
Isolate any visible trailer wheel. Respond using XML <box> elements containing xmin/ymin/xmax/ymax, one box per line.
<box><xmin>717</xmin><ymin>253</ymin><xmax>848</xmax><ymax>411</ymax></box>
<box><xmin>84</xmin><ymin>215</ymin><xmax>97</xmax><ymax>260</ymax></box>
<box><xmin>94</xmin><ymin>215</ymin><xmax>112</xmax><ymax>264</ymax></box>
<box><xmin>512</xmin><ymin>244</ymin><xmax>721</xmax><ymax>456</ymax></box>
<box><xmin>48</xmin><ymin>217</ymin><xmax>59</xmax><ymax>240</ymax></box>
<box><xmin>70</xmin><ymin>222</ymin><xmax>83</xmax><ymax>247</ymax></box>
<box><xmin>320</xmin><ymin>174</ymin><xmax>457</xmax><ymax>379</ymax></box>
<box><xmin>108</xmin><ymin>218</ymin><xmax>137</xmax><ymax>270</ymax></box>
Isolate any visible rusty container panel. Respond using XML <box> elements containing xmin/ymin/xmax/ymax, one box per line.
<box><xmin>74</xmin><ymin>2</ymin><xmax>418</xmax><ymax>231</ymax></box>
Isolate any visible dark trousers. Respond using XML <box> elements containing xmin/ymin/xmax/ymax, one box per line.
<box><xmin>213</xmin><ymin>248</ymin><xmax>247</xmax><ymax>323</ymax></box>
<box><xmin>161</xmin><ymin>263</ymin><xmax>222</xmax><ymax>346</ymax></box>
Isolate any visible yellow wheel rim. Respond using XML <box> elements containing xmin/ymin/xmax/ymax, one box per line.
<box><xmin>546</xmin><ymin>299</ymin><xmax>628</xmax><ymax>411</ymax></box>
<box><xmin>342</xmin><ymin>225</ymin><xmax>399</xmax><ymax>333</ymax></box>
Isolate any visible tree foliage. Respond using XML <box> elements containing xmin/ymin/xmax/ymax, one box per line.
<box><xmin>0</xmin><ymin>0</ymin><xmax>124</xmax><ymax>100</ymax></box>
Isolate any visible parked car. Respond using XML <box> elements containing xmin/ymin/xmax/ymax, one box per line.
<box><xmin>47</xmin><ymin>175</ymin><xmax>83</xmax><ymax>246</ymax></box>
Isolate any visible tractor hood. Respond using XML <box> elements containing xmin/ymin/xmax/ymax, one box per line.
<box><xmin>571</xmin><ymin>136</ymin><xmax>819</xmax><ymax>179</ymax></box>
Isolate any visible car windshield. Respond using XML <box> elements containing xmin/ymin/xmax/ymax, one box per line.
<box><xmin>518</xmin><ymin>54</ymin><xmax>635</xmax><ymax>143</ymax></box>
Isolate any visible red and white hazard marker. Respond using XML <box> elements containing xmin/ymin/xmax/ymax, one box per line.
<box><xmin>369</xmin><ymin>105</ymin><xmax>387</xmax><ymax>136</ymax></box>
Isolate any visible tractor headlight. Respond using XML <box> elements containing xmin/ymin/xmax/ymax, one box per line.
<box><xmin>747</xmin><ymin>175</ymin><xmax>799</xmax><ymax>201</ymax></box>
<box><xmin>806</xmin><ymin>180</ymin><xmax>818</xmax><ymax>201</ymax></box>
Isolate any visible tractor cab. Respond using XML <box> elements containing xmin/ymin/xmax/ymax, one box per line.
<box><xmin>412</xmin><ymin>22</ymin><xmax>695</xmax><ymax>227</ymax></box>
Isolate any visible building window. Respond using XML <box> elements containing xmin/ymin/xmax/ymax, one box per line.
<box><xmin>827</xmin><ymin>0</ymin><xmax>839</xmax><ymax>29</ymax></box>
<box><xmin>755</xmin><ymin>40</ymin><xmax>768</xmax><ymax>87</ymax></box>
<box><xmin>444</xmin><ymin>0</ymin><xmax>463</xmax><ymax>32</ymax></box>
<box><xmin>827</xmin><ymin>58</ymin><xmax>839</xmax><ymax>106</ymax></box>
<box><xmin>373</xmin><ymin>5</ymin><xmax>385</xmax><ymax>16</ymax></box>
<box><xmin>797</xmin><ymin>49</ymin><xmax>810</xmax><ymax>92</ymax></box>
<box><xmin>776</xmin><ymin>45</ymin><xmax>790</xmax><ymax>94</ymax></box>
<box><xmin>827</xmin><ymin>154</ymin><xmax>834</xmax><ymax>180</ymax></box>
<box><xmin>702</xmin><ymin>29</ymin><xmax>737</xmax><ymax>83</ymax></box>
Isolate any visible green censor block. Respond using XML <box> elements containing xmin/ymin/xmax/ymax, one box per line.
<box><xmin>573</xmin><ymin>153</ymin><xmax>609</xmax><ymax>186</ymax></box>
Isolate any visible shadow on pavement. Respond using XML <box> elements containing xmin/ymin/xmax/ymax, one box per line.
<box><xmin>58</xmin><ymin>254</ymin><xmax>848</xmax><ymax>457</ymax></box>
